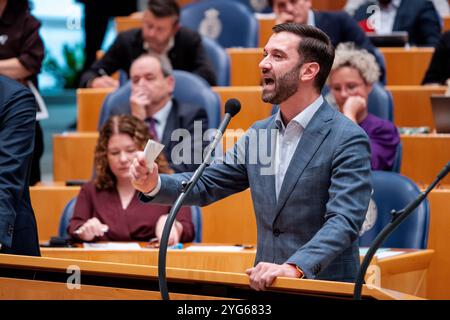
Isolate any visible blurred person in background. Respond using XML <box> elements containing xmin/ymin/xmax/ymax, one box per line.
<box><xmin>79</xmin><ymin>0</ymin><xmax>216</xmax><ymax>88</ymax></box>
<box><xmin>0</xmin><ymin>75</ymin><xmax>40</xmax><ymax>256</ymax></box>
<box><xmin>0</xmin><ymin>0</ymin><xmax>44</xmax><ymax>185</ymax></box>
<box><xmin>422</xmin><ymin>31</ymin><xmax>450</xmax><ymax>85</ymax></box>
<box><xmin>328</xmin><ymin>43</ymin><xmax>400</xmax><ymax>171</ymax></box>
<box><xmin>68</xmin><ymin>115</ymin><xmax>194</xmax><ymax>244</ymax></box>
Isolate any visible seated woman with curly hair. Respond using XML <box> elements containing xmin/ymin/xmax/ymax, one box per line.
<box><xmin>68</xmin><ymin>115</ymin><xmax>194</xmax><ymax>244</ymax></box>
<box><xmin>328</xmin><ymin>43</ymin><xmax>400</xmax><ymax>171</ymax></box>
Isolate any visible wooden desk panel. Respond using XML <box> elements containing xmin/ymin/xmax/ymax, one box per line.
<box><xmin>202</xmin><ymin>189</ymin><xmax>257</xmax><ymax>245</ymax></box>
<box><xmin>443</xmin><ymin>16</ymin><xmax>450</xmax><ymax>32</ymax></box>
<box><xmin>30</xmin><ymin>186</ymin><xmax>81</xmax><ymax>241</ymax></box>
<box><xmin>77</xmin><ymin>88</ymin><xmax>113</xmax><ymax>132</ymax></box>
<box><xmin>400</xmin><ymin>134</ymin><xmax>450</xmax><ymax>185</ymax></box>
<box><xmin>227</xmin><ymin>48</ymin><xmax>263</xmax><ymax>86</ymax></box>
<box><xmin>426</xmin><ymin>189</ymin><xmax>450</xmax><ymax>299</ymax></box>
<box><xmin>380</xmin><ymin>48</ymin><xmax>434</xmax><ymax>85</ymax></box>
<box><xmin>387</xmin><ymin>85</ymin><xmax>447</xmax><ymax>129</ymax></box>
<box><xmin>115</xmin><ymin>16</ymin><xmax>141</xmax><ymax>33</ymax></box>
<box><xmin>53</xmin><ymin>132</ymin><xmax>99</xmax><ymax>181</ymax></box>
<box><xmin>213</xmin><ymin>86</ymin><xmax>272</xmax><ymax>130</ymax></box>
<box><xmin>258</xmin><ymin>16</ymin><xmax>275</xmax><ymax>47</ymax></box>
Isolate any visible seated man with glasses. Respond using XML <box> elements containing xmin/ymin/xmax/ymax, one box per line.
<box><xmin>328</xmin><ymin>44</ymin><xmax>399</xmax><ymax>171</ymax></box>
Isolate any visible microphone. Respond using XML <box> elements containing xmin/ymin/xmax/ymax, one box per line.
<box><xmin>205</xmin><ymin>98</ymin><xmax>241</xmax><ymax>166</ymax></box>
<box><xmin>157</xmin><ymin>98</ymin><xmax>241</xmax><ymax>300</ymax></box>
<box><xmin>354</xmin><ymin>161</ymin><xmax>450</xmax><ymax>300</ymax></box>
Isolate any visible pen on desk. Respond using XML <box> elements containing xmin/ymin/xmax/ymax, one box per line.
<box><xmin>234</xmin><ymin>244</ymin><xmax>254</xmax><ymax>249</ymax></box>
<box><xmin>168</xmin><ymin>243</ymin><xmax>183</xmax><ymax>250</ymax></box>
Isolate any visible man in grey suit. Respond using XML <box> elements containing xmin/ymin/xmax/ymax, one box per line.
<box><xmin>130</xmin><ymin>23</ymin><xmax>372</xmax><ymax>290</ymax></box>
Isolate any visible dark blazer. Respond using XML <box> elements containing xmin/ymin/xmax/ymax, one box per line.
<box><xmin>0</xmin><ymin>76</ymin><xmax>40</xmax><ymax>256</ymax></box>
<box><xmin>423</xmin><ymin>31</ymin><xmax>450</xmax><ymax>84</ymax></box>
<box><xmin>79</xmin><ymin>27</ymin><xmax>217</xmax><ymax>87</ymax></box>
<box><xmin>143</xmin><ymin>100</ymin><xmax>372</xmax><ymax>282</ymax></box>
<box><xmin>104</xmin><ymin>97</ymin><xmax>209</xmax><ymax>173</ymax></box>
<box><xmin>314</xmin><ymin>10</ymin><xmax>386</xmax><ymax>79</ymax></box>
<box><xmin>354</xmin><ymin>0</ymin><xmax>441</xmax><ymax>47</ymax></box>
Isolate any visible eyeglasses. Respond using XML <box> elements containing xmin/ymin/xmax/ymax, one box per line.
<box><xmin>330</xmin><ymin>82</ymin><xmax>365</xmax><ymax>94</ymax></box>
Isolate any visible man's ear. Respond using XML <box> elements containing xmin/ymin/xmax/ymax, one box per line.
<box><xmin>172</xmin><ymin>22</ymin><xmax>181</xmax><ymax>35</ymax></box>
<box><xmin>300</xmin><ymin>62</ymin><xmax>320</xmax><ymax>82</ymax></box>
<box><xmin>166</xmin><ymin>75</ymin><xmax>175</xmax><ymax>93</ymax></box>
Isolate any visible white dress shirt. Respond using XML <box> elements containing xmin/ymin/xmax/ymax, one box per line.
<box><xmin>376</xmin><ymin>0</ymin><xmax>401</xmax><ymax>34</ymax></box>
<box><xmin>151</xmin><ymin>99</ymin><xmax>173</xmax><ymax>141</ymax></box>
<box><xmin>274</xmin><ymin>96</ymin><xmax>323</xmax><ymax>198</ymax></box>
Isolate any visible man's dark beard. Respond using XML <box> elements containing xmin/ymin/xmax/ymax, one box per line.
<box><xmin>262</xmin><ymin>63</ymin><xmax>302</xmax><ymax>105</ymax></box>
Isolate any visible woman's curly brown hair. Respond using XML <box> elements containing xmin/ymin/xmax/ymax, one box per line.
<box><xmin>95</xmin><ymin>115</ymin><xmax>174</xmax><ymax>190</ymax></box>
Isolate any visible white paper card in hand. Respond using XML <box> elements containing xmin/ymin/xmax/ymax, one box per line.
<box><xmin>143</xmin><ymin>139</ymin><xmax>165</xmax><ymax>169</ymax></box>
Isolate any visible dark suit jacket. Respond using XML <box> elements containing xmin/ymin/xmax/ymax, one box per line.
<box><xmin>79</xmin><ymin>27</ymin><xmax>217</xmax><ymax>87</ymax></box>
<box><xmin>0</xmin><ymin>76</ymin><xmax>40</xmax><ymax>256</ymax></box>
<box><xmin>423</xmin><ymin>31</ymin><xmax>450</xmax><ymax>84</ymax></box>
<box><xmin>354</xmin><ymin>0</ymin><xmax>441</xmax><ymax>47</ymax></box>
<box><xmin>104</xmin><ymin>97</ymin><xmax>209</xmax><ymax>173</ymax></box>
<box><xmin>314</xmin><ymin>10</ymin><xmax>386</xmax><ymax>80</ymax></box>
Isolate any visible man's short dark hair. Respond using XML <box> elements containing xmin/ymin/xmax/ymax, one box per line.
<box><xmin>147</xmin><ymin>0</ymin><xmax>180</xmax><ymax>18</ymax></box>
<box><xmin>268</xmin><ymin>0</ymin><xmax>274</xmax><ymax>7</ymax></box>
<box><xmin>273</xmin><ymin>23</ymin><xmax>335</xmax><ymax>92</ymax></box>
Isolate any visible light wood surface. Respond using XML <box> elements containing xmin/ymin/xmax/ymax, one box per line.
<box><xmin>213</xmin><ymin>86</ymin><xmax>273</xmax><ymax>130</ymax></box>
<box><xmin>400</xmin><ymin>134</ymin><xmax>450</xmax><ymax>185</ymax></box>
<box><xmin>0</xmin><ymin>278</ymin><xmax>184</xmax><ymax>300</ymax></box>
<box><xmin>388</xmin><ymin>85</ymin><xmax>447</xmax><ymax>130</ymax></box>
<box><xmin>202</xmin><ymin>189</ymin><xmax>257</xmax><ymax>244</ymax></box>
<box><xmin>30</xmin><ymin>186</ymin><xmax>81</xmax><ymax>241</ymax></box>
<box><xmin>76</xmin><ymin>88</ymin><xmax>113</xmax><ymax>132</ymax></box>
<box><xmin>227</xmin><ymin>48</ymin><xmax>263</xmax><ymax>86</ymax></box>
<box><xmin>443</xmin><ymin>16</ymin><xmax>450</xmax><ymax>32</ymax></box>
<box><xmin>379</xmin><ymin>47</ymin><xmax>434</xmax><ymax>85</ymax></box>
<box><xmin>258</xmin><ymin>16</ymin><xmax>275</xmax><ymax>47</ymax></box>
<box><xmin>115</xmin><ymin>16</ymin><xmax>141</xmax><ymax>33</ymax></box>
<box><xmin>53</xmin><ymin>132</ymin><xmax>99</xmax><ymax>181</ymax></box>
<box><xmin>426</xmin><ymin>189</ymin><xmax>450</xmax><ymax>299</ymax></box>
<box><xmin>0</xmin><ymin>254</ymin><xmax>421</xmax><ymax>300</ymax></box>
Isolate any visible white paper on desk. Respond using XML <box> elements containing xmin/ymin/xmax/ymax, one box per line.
<box><xmin>83</xmin><ymin>242</ymin><xmax>142</xmax><ymax>250</ymax></box>
<box><xmin>143</xmin><ymin>139</ymin><xmax>165</xmax><ymax>169</ymax></box>
<box><xmin>359</xmin><ymin>247</ymin><xmax>389</xmax><ymax>256</ymax></box>
<box><xmin>185</xmin><ymin>245</ymin><xmax>244</xmax><ymax>252</ymax></box>
<box><xmin>359</xmin><ymin>247</ymin><xmax>405</xmax><ymax>259</ymax></box>
<box><xmin>374</xmin><ymin>251</ymin><xmax>405</xmax><ymax>259</ymax></box>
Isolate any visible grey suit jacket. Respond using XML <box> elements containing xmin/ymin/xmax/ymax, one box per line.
<box><xmin>142</xmin><ymin>100</ymin><xmax>372</xmax><ymax>282</ymax></box>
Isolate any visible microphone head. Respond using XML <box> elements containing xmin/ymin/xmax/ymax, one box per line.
<box><xmin>224</xmin><ymin>98</ymin><xmax>241</xmax><ymax>117</ymax></box>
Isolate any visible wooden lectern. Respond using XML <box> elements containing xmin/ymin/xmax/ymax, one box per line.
<box><xmin>0</xmin><ymin>254</ymin><xmax>421</xmax><ymax>300</ymax></box>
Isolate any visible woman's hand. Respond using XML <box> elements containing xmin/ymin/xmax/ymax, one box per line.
<box><xmin>341</xmin><ymin>95</ymin><xmax>368</xmax><ymax>124</ymax></box>
<box><xmin>155</xmin><ymin>214</ymin><xmax>183</xmax><ymax>246</ymax></box>
<box><xmin>75</xmin><ymin>217</ymin><xmax>109</xmax><ymax>242</ymax></box>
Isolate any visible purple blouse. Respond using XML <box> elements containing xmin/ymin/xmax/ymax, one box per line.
<box><xmin>359</xmin><ymin>113</ymin><xmax>400</xmax><ymax>171</ymax></box>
